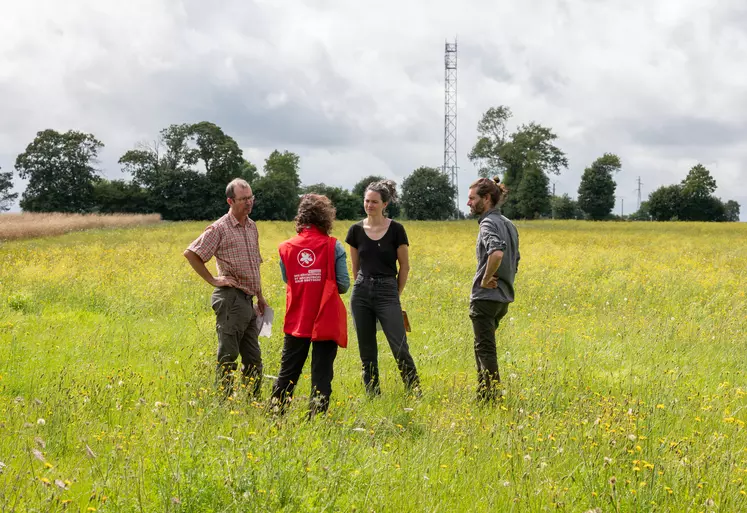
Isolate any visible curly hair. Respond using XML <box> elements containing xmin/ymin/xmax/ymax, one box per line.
<box><xmin>469</xmin><ymin>176</ymin><xmax>509</xmax><ymax>207</ymax></box>
<box><xmin>294</xmin><ymin>194</ymin><xmax>336</xmax><ymax>234</ymax></box>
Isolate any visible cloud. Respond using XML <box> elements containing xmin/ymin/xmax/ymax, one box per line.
<box><xmin>0</xmin><ymin>0</ymin><xmax>745</xmax><ymax>219</ymax></box>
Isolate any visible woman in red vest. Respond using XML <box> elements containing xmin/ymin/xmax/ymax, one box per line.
<box><xmin>271</xmin><ymin>194</ymin><xmax>350</xmax><ymax>417</ymax></box>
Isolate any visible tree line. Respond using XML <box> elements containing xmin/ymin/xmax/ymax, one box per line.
<box><xmin>0</xmin><ymin>122</ymin><xmax>459</xmax><ymax>221</ymax></box>
<box><xmin>0</xmin><ymin>107</ymin><xmax>740</xmax><ymax>222</ymax></box>
<box><xmin>468</xmin><ymin>105</ymin><xmax>740</xmax><ymax>222</ymax></box>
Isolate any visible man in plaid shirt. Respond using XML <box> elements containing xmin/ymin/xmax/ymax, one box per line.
<box><xmin>184</xmin><ymin>178</ymin><xmax>269</xmax><ymax>400</ymax></box>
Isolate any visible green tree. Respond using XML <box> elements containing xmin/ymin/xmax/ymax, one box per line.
<box><xmin>92</xmin><ymin>179</ymin><xmax>152</xmax><ymax>214</ymax></box>
<box><xmin>724</xmin><ymin>200</ymin><xmax>740</xmax><ymax>222</ymax></box>
<box><xmin>648</xmin><ymin>185</ymin><xmax>684</xmax><ymax>221</ymax></box>
<box><xmin>469</xmin><ymin>106</ymin><xmax>567</xmax><ymax>219</ymax></box>
<box><xmin>551</xmin><ymin>193</ymin><xmax>579</xmax><ymax>220</ymax></box>
<box><xmin>119</xmin><ymin>122</ymin><xmax>252</xmax><ymax>220</ymax></box>
<box><xmin>516</xmin><ymin>164</ymin><xmax>551</xmax><ymax>219</ymax></box>
<box><xmin>303</xmin><ymin>183</ymin><xmax>359</xmax><ymax>220</ymax></box>
<box><xmin>351</xmin><ymin>174</ymin><xmax>401</xmax><ymax>218</ymax></box>
<box><xmin>0</xmin><ymin>166</ymin><xmax>18</xmax><ymax>212</ymax></box>
<box><xmin>400</xmin><ymin>166</ymin><xmax>457</xmax><ymax>220</ymax></box>
<box><xmin>15</xmin><ymin>129</ymin><xmax>103</xmax><ymax>213</ymax></box>
<box><xmin>467</xmin><ymin>106</ymin><xmax>512</xmax><ymax>178</ymax></box>
<box><xmin>577</xmin><ymin>153</ymin><xmax>622</xmax><ymax>220</ymax></box>
<box><xmin>252</xmin><ymin>150</ymin><xmax>301</xmax><ymax>221</ymax></box>
<box><xmin>628</xmin><ymin>201</ymin><xmax>651</xmax><ymax>221</ymax></box>
<box><xmin>681</xmin><ymin>164</ymin><xmax>717</xmax><ymax>199</ymax></box>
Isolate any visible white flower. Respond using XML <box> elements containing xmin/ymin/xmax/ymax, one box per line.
<box><xmin>118</xmin><ymin>380</ymin><xmax>124</xmax><ymax>387</ymax></box>
<box><xmin>0</xmin><ymin>462</ymin><xmax>6</xmax><ymax>474</ymax></box>
<box><xmin>523</xmin><ymin>455</ymin><xmax>531</xmax><ymax>462</ymax></box>
<box><xmin>37</xmin><ymin>418</ymin><xmax>45</xmax><ymax>426</ymax></box>
<box><xmin>352</xmin><ymin>428</ymin><xmax>366</xmax><ymax>433</ymax></box>
<box><xmin>628</xmin><ymin>434</ymin><xmax>637</xmax><ymax>442</ymax></box>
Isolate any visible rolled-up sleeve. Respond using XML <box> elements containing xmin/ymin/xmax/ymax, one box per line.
<box><xmin>187</xmin><ymin>225</ymin><xmax>221</xmax><ymax>262</ymax></box>
<box><xmin>480</xmin><ymin>220</ymin><xmax>506</xmax><ymax>255</ymax></box>
<box><xmin>334</xmin><ymin>240</ymin><xmax>350</xmax><ymax>293</ymax></box>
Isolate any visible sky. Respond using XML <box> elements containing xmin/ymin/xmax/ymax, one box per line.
<box><xmin>1</xmin><ymin>0</ymin><xmax>745</xmax><ymax>220</ymax></box>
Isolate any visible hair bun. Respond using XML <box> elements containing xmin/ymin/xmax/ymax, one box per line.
<box><xmin>492</xmin><ymin>176</ymin><xmax>501</xmax><ymax>184</ymax></box>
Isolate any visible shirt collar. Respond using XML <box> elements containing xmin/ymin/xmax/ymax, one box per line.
<box><xmin>228</xmin><ymin>211</ymin><xmax>245</xmax><ymax>227</ymax></box>
<box><xmin>478</xmin><ymin>207</ymin><xmax>500</xmax><ymax>223</ymax></box>
<box><xmin>299</xmin><ymin>224</ymin><xmax>325</xmax><ymax>236</ymax></box>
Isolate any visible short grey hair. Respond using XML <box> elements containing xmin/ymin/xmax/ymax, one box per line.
<box><xmin>226</xmin><ymin>178</ymin><xmax>250</xmax><ymax>199</ymax></box>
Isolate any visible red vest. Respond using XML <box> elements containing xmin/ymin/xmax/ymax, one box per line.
<box><xmin>279</xmin><ymin>226</ymin><xmax>335</xmax><ymax>338</ymax></box>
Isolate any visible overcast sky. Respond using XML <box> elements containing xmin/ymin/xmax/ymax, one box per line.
<box><xmin>1</xmin><ymin>0</ymin><xmax>745</xmax><ymax>220</ymax></box>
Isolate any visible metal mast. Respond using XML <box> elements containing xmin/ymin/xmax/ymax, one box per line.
<box><xmin>443</xmin><ymin>39</ymin><xmax>458</xmax><ymax>211</ymax></box>
<box><xmin>636</xmin><ymin>176</ymin><xmax>643</xmax><ymax>210</ymax></box>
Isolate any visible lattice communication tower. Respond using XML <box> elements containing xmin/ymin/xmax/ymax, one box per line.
<box><xmin>443</xmin><ymin>40</ymin><xmax>458</xmax><ymax>211</ymax></box>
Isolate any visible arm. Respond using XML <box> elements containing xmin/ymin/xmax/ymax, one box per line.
<box><xmin>279</xmin><ymin>259</ymin><xmax>287</xmax><ymax>284</ymax></box>
<box><xmin>479</xmin><ymin>219</ymin><xmax>507</xmax><ymax>289</ymax></box>
<box><xmin>253</xmin><ymin>224</ymin><xmax>267</xmax><ymax>315</ymax></box>
<box><xmin>481</xmin><ymin>250</ymin><xmax>503</xmax><ymax>289</ymax></box>
<box><xmin>349</xmin><ymin>246</ymin><xmax>360</xmax><ymax>280</ymax></box>
<box><xmin>334</xmin><ymin>241</ymin><xmax>350</xmax><ymax>294</ymax></box>
<box><xmin>183</xmin><ymin>249</ymin><xmax>237</xmax><ymax>288</ymax></box>
<box><xmin>396</xmin><ymin>244</ymin><xmax>409</xmax><ymax>295</ymax></box>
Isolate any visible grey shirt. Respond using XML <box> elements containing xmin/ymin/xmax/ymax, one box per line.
<box><xmin>471</xmin><ymin>208</ymin><xmax>520</xmax><ymax>303</ymax></box>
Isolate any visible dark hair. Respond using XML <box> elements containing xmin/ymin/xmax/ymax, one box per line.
<box><xmin>365</xmin><ymin>179</ymin><xmax>397</xmax><ymax>204</ymax></box>
<box><xmin>469</xmin><ymin>176</ymin><xmax>508</xmax><ymax>207</ymax></box>
<box><xmin>226</xmin><ymin>178</ymin><xmax>250</xmax><ymax>199</ymax></box>
<box><xmin>294</xmin><ymin>194</ymin><xmax>336</xmax><ymax>234</ymax></box>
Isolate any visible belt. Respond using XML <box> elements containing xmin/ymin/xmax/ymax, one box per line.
<box><xmin>358</xmin><ymin>275</ymin><xmax>396</xmax><ymax>282</ymax></box>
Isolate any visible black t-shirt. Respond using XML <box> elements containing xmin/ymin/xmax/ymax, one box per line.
<box><xmin>345</xmin><ymin>220</ymin><xmax>409</xmax><ymax>277</ymax></box>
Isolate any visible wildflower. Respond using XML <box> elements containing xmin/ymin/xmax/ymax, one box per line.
<box><xmin>55</xmin><ymin>479</ymin><xmax>68</xmax><ymax>490</ymax></box>
<box><xmin>37</xmin><ymin>418</ymin><xmax>45</xmax><ymax>426</ymax></box>
<box><xmin>0</xmin><ymin>462</ymin><xmax>5</xmax><ymax>474</ymax></box>
<box><xmin>603</xmin><ymin>456</ymin><xmax>613</xmax><ymax>465</ymax></box>
<box><xmin>628</xmin><ymin>434</ymin><xmax>637</xmax><ymax>442</ymax></box>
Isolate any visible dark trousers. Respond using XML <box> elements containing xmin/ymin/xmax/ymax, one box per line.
<box><xmin>350</xmin><ymin>275</ymin><xmax>419</xmax><ymax>395</ymax></box>
<box><xmin>270</xmin><ymin>335</ymin><xmax>338</xmax><ymax>416</ymax></box>
<box><xmin>469</xmin><ymin>299</ymin><xmax>509</xmax><ymax>402</ymax></box>
<box><xmin>211</xmin><ymin>287</ymin><xmax>262</xmax><ymax>399</ymax></box>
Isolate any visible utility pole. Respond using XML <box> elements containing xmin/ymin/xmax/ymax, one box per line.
<box><xmin>636</xmin><ymin>176</ymin><xmax>643</xmax><ymax>211</ymax></box>
<box><xmin>621</xmin><ymin>198</ymin><xmax>624</xmax><ymax>218</ymax></box>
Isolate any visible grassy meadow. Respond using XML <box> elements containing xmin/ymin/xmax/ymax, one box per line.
<box><xmin>0</xmin><ymin>220</ymin><xmax>746</xmax><ymax>512</ymax></box>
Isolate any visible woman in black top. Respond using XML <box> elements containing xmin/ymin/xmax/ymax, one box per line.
<box><xmin>345</xmin><ymin>180</ymin><xmax>420</xmax><ymax>396</ymax></box>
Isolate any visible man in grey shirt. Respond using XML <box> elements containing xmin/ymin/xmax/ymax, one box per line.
<box><xmin>466</xmin><ymin>177</ymin><xmax>520</xmax><ymax>403</ymax></box>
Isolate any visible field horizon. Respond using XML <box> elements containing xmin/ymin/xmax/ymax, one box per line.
<box><xmin>1</xmin><ymin>220</ymin><xmax>745</xmax><ymax>512</ymax></box>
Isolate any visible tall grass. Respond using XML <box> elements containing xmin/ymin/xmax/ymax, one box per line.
<box><xmin>0</xmin><ymin>220</ymin><xmax>745</xmax><ymax>512</ymax></box>
<box><xmin>0</xmin><ymin>212</ymin><xmax>162</xmax><ymax>241</ymax></box>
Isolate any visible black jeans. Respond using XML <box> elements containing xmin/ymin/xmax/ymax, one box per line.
<box><xmin>211</xmin><ymin>287</ymin><xmax>262</xmax><ymax>399</ymax></box>
<box><xmin>350</xmin><ymin>275</ymin><xmax>419</xmax><ymax>394</ymax></box>
<box><xmin>469</xmin><ymin>299</ymin><xmax>509</xmax><ymax>402</ymax></box>
<box><xmin>270</xmin><ymin>334</ymin><xmax>338</xmax><ymax>416</ymax></box>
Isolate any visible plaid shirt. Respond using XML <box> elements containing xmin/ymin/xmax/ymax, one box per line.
<box><xmin>187</xmin><ymin>212</ymin><xmax>263</xmax><ymax>296</ymax></box>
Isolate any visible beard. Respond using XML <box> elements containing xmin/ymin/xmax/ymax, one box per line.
<box><xmin>470</xmin><ymin>199</ymin><xmax>485</xmax><ymax>216</ymax></box>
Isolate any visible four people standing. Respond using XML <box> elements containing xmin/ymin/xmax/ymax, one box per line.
<box><xmin>184</xmin><ymin>176</ymin><xmax>519</xmax><ymax>410</ymax></box>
